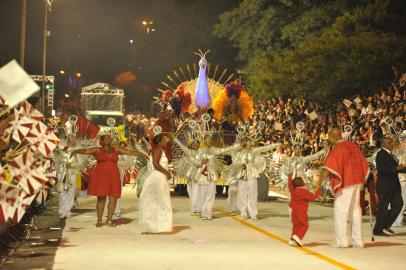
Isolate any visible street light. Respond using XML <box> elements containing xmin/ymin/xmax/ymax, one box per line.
<box><xmin>141</xmin><ymin>20</ymin><xmax>154</xmax><ymax>34</ymax></box>
<box><xmin>59</xmin><ymin>70</ymin><xmax>65</xmax><ymax>74</ymax></box>
<box><xmin>76</xmin><ymin>72</ymin><xmax>81</xmax><ymax>78</ymax></box>
<box><xmin>64</xmin><ymin>94</ymin><xmax>70</xmax><ymax>98</ymax></box>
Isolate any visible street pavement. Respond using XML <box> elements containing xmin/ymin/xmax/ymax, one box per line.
<box><xmin>49</xmin><ymin>186</ymin><xmax>406</xmax><ymax>270</ymax></box>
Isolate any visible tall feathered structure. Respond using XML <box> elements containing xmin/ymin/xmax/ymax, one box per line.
<box><xmin>194</xmin><ymin>49</ymin><xmax>211</xmax><ymax>110</ymax></box>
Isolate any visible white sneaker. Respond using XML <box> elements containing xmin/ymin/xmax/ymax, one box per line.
<box><xmin>288</xmin><ymin>240</ymin><xmax>296</xmax><ymax>246</ymax></box>
<box><xmin>115</xmin><ymin>213</ymin><xmax>121</xmax><ymax>218</ymax></box>
<box><xmin>238</xmin><ymin>215</ymin><xmax>248</xmax><ymax>220</ymax></box>
<box><xmin>292</xmin><ymin>235</ymin><xmax>303</xmax><ymax>247</ymax></box>
<box><xmin>251</xmin><ymin>217</ymin><xmax>259</xmax><ymax>221</ymax></box>
<box><xmin>383</xmin><ymin>228</ymin><xmax>395</xmax><ymax>235</ymax></box>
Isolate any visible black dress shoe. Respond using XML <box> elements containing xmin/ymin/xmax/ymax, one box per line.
<box><xmin>384</xmin><ymin>228</ymin><xmax>395</xmax><ymax>235</ymax></box>
<box><xmin>373</xmin><ymin>232</ymin><xmax>390</xmax><ymax>237</ymax></box>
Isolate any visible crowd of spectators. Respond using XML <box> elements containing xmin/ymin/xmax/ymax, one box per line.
<box><xmin>248</xmin><ymin>73</ymin><xmax>406</xmax><ymax>158</ymax></box>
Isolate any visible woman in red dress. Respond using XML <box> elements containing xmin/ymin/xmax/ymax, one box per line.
<box><xmin>72</xmin><ymin>135</ymin><xmax>147</xmax><ymax>227</ymax></box>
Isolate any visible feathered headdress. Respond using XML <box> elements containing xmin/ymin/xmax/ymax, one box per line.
<box><xmin>213</xmin><ymin>81</ymin><xmax>254</xmax><ymax>123</ymax></box>
<box><xmin>225</xmin><ymin>81</ymin><xmax>242</xmax><ymax>99</ymax></box>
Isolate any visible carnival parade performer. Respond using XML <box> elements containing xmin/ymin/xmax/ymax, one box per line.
<box><xmin>55</xmin><ymin>135</ymin><xmax>80</xmax><ymax>218</ymax></box>
<box><xmin>173</xmin><ymin>137</ymin><xmax>202</xmax><ymax>215</ymax></box>
<box><xmin>230</xmin><ymin>139</ymin><xmax>279</xmax><ymax>220</ymax></box>
<box><xmin>71</xmin><ymin>134</ymin><xmax>148</xmax><ymax>227</ymax></box>
<box><xmin>139</xmin><ymin>132</ymin><xmax>173</xmax><ymax>234</ymax></box>
<box><xmin>320</xmin><ymin>128</ymin><xmax>370</xmax><ymax>248</ymax></box>
<box><xmin>223</xmin><ymin>155</ymin><xmax>239</xmax><ymax>215</ymax></box>
<box><xmin>174</xmin><ymin>134</ymin><xmax>240</xmax><ymax>220</ymax></box>
<box><xmin>288</xmin><ymin>176</ymin><xmax>321</xmax><ymax>247</ymax></box>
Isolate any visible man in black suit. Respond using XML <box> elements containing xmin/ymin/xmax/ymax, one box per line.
<box><xmin>373</xmin><ymin>137</ymin><xmax>406</xmax><ymax>236</ymax></box>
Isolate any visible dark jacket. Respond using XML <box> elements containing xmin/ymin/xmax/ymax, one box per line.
<box><xmin>375</xmin><ymin>149</ymin><xmax>400</xmax><ymax>194</ymax></box>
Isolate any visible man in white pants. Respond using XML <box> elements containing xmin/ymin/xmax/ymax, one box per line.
<box><xmin>187</xmin><ymin>180</ymin><xmax>200</xmax><ymax>215</ymax></box>
<box><xmin>321</xmin><ymin>128</ymin><xmax>370</xmax><ymax>248</ymax></box>
<box><xmin>227</xmin><ymin>180</ymin><xmax>239</xmax><ymax>215</ymax></box>
<box><xmin>233</xmin><ymin>140</ymin><xmax>280</xmax><ymax>220</ymax></box>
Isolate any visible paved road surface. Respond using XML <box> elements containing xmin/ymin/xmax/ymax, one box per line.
<box><xmin>48</xmin><ymin>186</ymin><xmax>406</xmax><ymax>270</ymax></box>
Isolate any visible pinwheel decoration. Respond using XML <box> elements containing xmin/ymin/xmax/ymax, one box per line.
<box><xmin>26</xmin><ymin>121</ymin><xmax>59</xmax><ymax>156</ymax></box>
<box><xmin>7</xmin><ymin>149</ymin><xmax>48</xmax><ymax>194</ymax></box>
<box><xmin>11</xmin><ymin>189</ymin><xmax>36</xmax><ymax>223</ymax></box>
<box><xmin>0</xmin><ymin>181</ymin><xmax>21</xmax><ymax>222</ymax></box>
<box><xmin>5</xmin><ymin>115</ymin><xmax>34</xmax><ymax>143</ymax></box>
<box><xmin>35</xmin><ymin>186</ymin><xmax>49</xmax><ymax>204</ymax></box>
<box><xmin>17</xmin><ymin>100</ymin><xmax>44</xmax><ymax>122</ymax></box>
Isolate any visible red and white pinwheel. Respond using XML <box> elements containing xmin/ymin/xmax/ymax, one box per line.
<box><xmin>26</xmin><ymin>121</ymin><xmax>59</xmax><ymax>157</ymax></box>
<box><xmin>10</xmin><ymin>189</ymin><xmax>36</xmax><ymax>223</ymax></box>
<box><xmin>0</xmin><ymin>181</ymin><xmax>21</xmax><ymax>222</ymax></box>
<box><xmin>5</xmin><ymin>115</ymin><xmax>34</xmax><ymax>143</ymax></box>
<box><xmin>35</xmin><ymin>186</ymin><xmax>49</xmax><ymax>204</ymax></box>
<box><xmin>7</xmin><ymin>150</ymin><xmax>48</xmax><ymax>194</ymax></box>
<box><xmin>17</xmin><ymin>100</ymin><xmax>44</xmax><ymax>122</ymax></box>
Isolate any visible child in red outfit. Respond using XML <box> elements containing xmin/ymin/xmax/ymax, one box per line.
<box><xmin>288</xmin><ymin>176</ymin><xmax>321</xmax><ymax>247</ymax></box>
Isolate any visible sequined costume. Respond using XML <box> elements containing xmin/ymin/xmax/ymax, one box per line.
<box><xmin>228</xmin><ymin>143</ymin><xmax>280</xmax><ymax>220</ymax></box>
<box><xmin>173</xmin><ymin>138</ymin><xmax>202</xmax><ymax>214</ymax></box>
<box><xmin>173</xmin><ymin>138</ymin><xmax>240</xmax><ymax>219</ymax></box>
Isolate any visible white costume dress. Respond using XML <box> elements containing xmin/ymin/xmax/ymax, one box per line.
<box><xmin>139</xmin><ymin>150</ymin><xmax>172</xmax><ymax>233</ymax></box>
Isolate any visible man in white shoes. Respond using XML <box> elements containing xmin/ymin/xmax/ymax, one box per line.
<box><xmin>320</xmin><ymin>128</ymin><xmax>370</xmax><ymax>248</ymax></box>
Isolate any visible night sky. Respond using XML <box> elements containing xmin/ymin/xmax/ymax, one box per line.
<box><xmin>0</xmin><ymin>0</ymin><xmax>239</xmax><ymax>112</ymax></box>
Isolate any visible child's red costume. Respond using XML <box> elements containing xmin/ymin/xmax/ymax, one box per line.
<box><xmin>288</xmin><ymin>176</ymin><xmax>321</xmax><ymax>240</ymax></box>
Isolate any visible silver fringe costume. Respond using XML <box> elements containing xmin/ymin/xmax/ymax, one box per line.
<box><xmin>277</xmin><ymin>149</ymin><xmax>326</xmax><ymax>192</ymax></box>
<box><xmin>227</xmin><ymin>144</ymin><xmax>280</xmax><ymax>181</ymax></box>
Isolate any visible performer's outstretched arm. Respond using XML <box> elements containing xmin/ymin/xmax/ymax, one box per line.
<box><xmin>253</xmin><ymin>143</ymin><xmax>281</xmax><ymax>155</ymax></box>
<box><xmin>215</xmin><ymin>143</ymin><xmax>241</xmax><ymax>155</ymax></box>
<box><xmin>302</xmin><ymin>149</ymin><xmax>326</xmax><ymax>164</ymax></box>
<box><xmin>116</xmin><ymin>147</ymin><xmax>148</xmax><ymax>158</ymax></box>
<box><xmin>173</xmin><ymin>137</ymin><xmax>193</xmax><ymax>157</ymax></box>
<box><xmin>71</xmin><ymin>147</ymin><xmax>99</xmax><ymax>157</ymax></box>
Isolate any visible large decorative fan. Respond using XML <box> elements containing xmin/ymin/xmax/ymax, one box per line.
<box><xmin>0</xmin><ymin>181</ymin><xmax>21</xmax><ymax>222</ymax></box>
<box><xmin>17</xmin><ymin>100</ymin><xmax>44</xmax><ymax>122</ymax></box>
<box><xmin>11</xmin><ymin>189</ymin><xmax>36</xmax><ymax>222</ymax></box>
<box><xmin>35</xmin><ymin>186</ymin><xmax>49</xmax><ymax>204</ymax></box>
<box><xmin>5</xmin><ymin>115</ymin><xmax>34</xmax><ymax>143</ymax></box>
<box><xmin>7</xmin><ymin>150</ymin><xmax>48</xmax><ymax>194</ymax></box>
<box><xmin>26</xmin><ymin>121</ymin><xmax>59</xmax><ymax>156</ymax></box>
